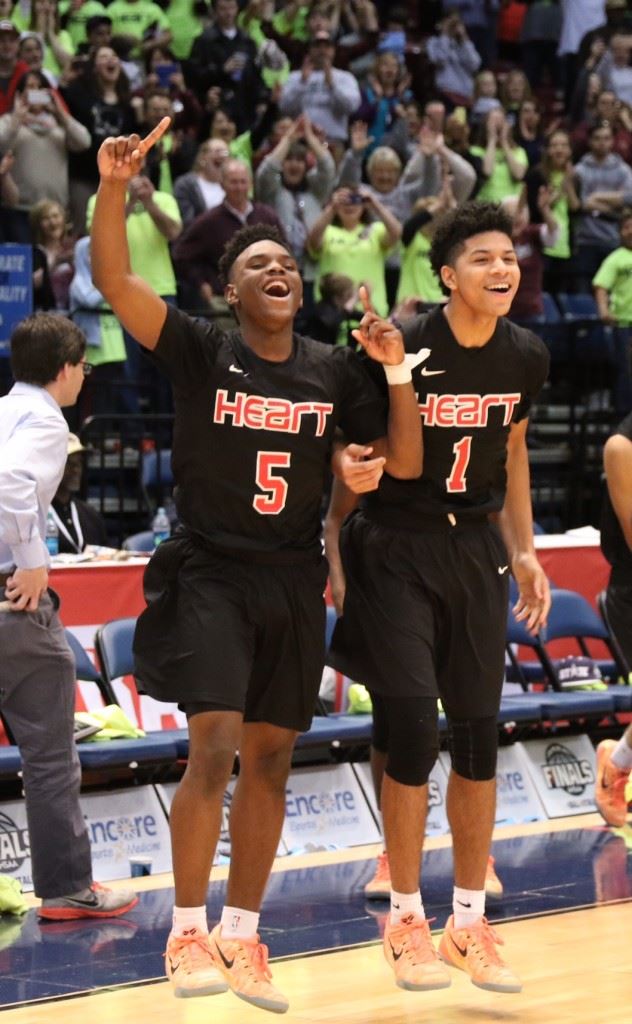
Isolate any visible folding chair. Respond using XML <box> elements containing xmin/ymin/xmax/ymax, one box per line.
<box><xmin>504</xmin><ymin>590</ymin><xmax>619</xmax><ymax>720</ymax></box>
<box><xmin>122</xmin><ymin>529</ymin><xmax>155</xmax><ymax>552</ymax></box>
<box><xmin>92</xmin><ymin>617</ymin><xmax>181</xmax><ymax>767</ymax></box>
<box><xmin>597</xmin><ymin>589</ymin><xmax>630</xmax><ymax>671</ymax></box>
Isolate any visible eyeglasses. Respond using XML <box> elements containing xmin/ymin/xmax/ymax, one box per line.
<box><xmin>80</xmin><ymin>361</ymin><xmax>93</xmax><ymax>377</ymax></box>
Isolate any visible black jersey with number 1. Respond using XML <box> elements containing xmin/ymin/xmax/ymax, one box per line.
<box><xmin>149</xmin><ymin>305</ymin><xmax>387</xmax><ymax>555</ymax></box>
<box><xmin>363</xmin><ymin>306</ymin><xmax>550</xmax><ymax>528</ymax></box>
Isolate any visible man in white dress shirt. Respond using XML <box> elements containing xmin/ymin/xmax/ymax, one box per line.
<box><xmin>0</xmin><ymin>313</ymin><xmax>137</xmax><ymax>920</ymax></box>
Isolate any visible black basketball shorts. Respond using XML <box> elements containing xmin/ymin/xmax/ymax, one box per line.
<box><xmin>133</xmin><ymin>533</ymin><xmax>328</xmax><ymax>732</ymax></box>
<box><xmin>329</xmin><ymin>512</ymin><xmax>509</xmax><ymax>719</ymax></box>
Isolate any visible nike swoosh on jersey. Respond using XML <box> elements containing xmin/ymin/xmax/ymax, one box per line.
<box><xmin>498</xmin><ymin>566</ymin><xmax>509</xmax><ymax>574</ymax></box>
<box><xmin>228</xmin><ymin>364</ymin><xmax>244</xmax><ymax>374</ymax></box>
<box><xmin>420</xmin><ymin>367</ymin><xmax>446</xmax><ymax>376</ymax></box>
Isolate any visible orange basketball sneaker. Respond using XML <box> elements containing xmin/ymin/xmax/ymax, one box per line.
<box><xmin>595</xmin><ymin>739</ymin><xmax>630</xmax><ymax>827</ymax></box>
<box><xmin>364</xmin><ymin>852</ymin><xmax>504</xmax><ymax>900</ymax></box>
<box><xmin>209</xmin><ymin>924</ymin><xmax>289</xmax><ymax>1013</ymax></box>
<box><xmin>383</xmin><ymin>913</ymin><xmax>452</xmax><ymax>991</ymax></box>
<box><xmin>438</xmin><ymin>915</ymin><xmax>522</xmax><ymax>993</ymax></box>
<box><xmin>484</xmin><ymin>855</ymin><xmax>504</xmax><ymax>899</ymax></box>
<box><xmin>165</xmin><ymin>929</ymin><xmax>228</xmax><ymax>998</ymax></box>
<box><xmin>364</xmin><ymin>852</ymin><xmax>391</xmax><ymax>900</ymax></box>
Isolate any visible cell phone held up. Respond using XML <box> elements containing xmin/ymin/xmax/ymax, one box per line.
<box><xmin>27</xmin><ymin>88</ymin><xmax>50</xmax><ymax>107</ymax></box>
<box><xmin>155</xmin><ymin>62</ymin><xmax>179</xmax><ymax>88</ymax></box>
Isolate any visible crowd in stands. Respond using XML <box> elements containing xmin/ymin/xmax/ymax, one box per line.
<box><xmin>0</xmin><ymin>0</ymin><xmax>631</xmax><ymax>419</ymax></box>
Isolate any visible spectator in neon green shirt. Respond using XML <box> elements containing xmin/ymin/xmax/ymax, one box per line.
<box><xmin>594</xmin><ymin>210</ymin><xmax>632</xmax><ymax>412</ymax></box>
<box><xmin>471</xmin><ymin>107</ymin><xmax>528</xmax><ymax>203</ymax></box>
<box><xmin>526</xmin><ymin>129</ymin><xmax>581</xmax><ymax>295</ymax></box>
<box><xmin>106</xmin><ymin>0</ymin><xmax>172</xmax><ymax>57</ymax></box>
<box><xmin>26</xmin><ymin>0</ymin><xmax>74</xmax><ymax>78</ymax></box>
<box><xmin>165</xmin><ymin>0</ymin><xmax>203</xmax><ymax>60</ymax></box>
<box><xmin>58</xmin><ymin>0</ymin><xmax>107</xmax><ymax>49</ymax></box>
<box><xmin>396</xmin><ymin>180</ymin><xmax>456</xmax><ymax>308</ymax></box>
<box><xmin>594</xmin><ymin>211</ymin><xmax>632</xmax><ymax>327</ymax></box>
<box><xmin>307</xmin><ymin>185</ymin><xmax>402</xmax><ymax>318</ymax></box>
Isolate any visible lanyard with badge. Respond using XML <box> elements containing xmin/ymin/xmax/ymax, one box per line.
<box><xmin>50</xmin><ymin>502</ymin><xmax>84</xmax><ymax>554</ymax></box>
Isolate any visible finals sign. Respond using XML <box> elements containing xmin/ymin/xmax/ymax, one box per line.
<box><xmin>517</xmin><ymin>736</ymin><xmax>598</xmax><ymax>817</ymax></box>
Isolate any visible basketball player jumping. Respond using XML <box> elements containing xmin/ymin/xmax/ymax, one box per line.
<box><xmin>91</xmin><ymin>118</ymin><xmax>422</xmax><ymax>1015</ymax></box>
<box><xmin>326</xmin><ymin>201</ymin><xmax>551</xmax><ymax>995</ymax></box>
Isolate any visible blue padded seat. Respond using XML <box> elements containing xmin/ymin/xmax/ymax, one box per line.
<box><xmin>296</xmin><ymin>713</ymin><xmax>373</xmax><ymax>748</ymax></box>
<box><xmin>173</xmin><ymin>729</ymin><xmax>192</xmax><ymax>760</ymax></box>
<box><xmin>498</xmin><ymin>697</ymin><xmax>544</xmax><ymax>724</ymax></box>
<box><xmin>0</xmin><ymin>746</ymin><xmax>22</xmax><ymax>774</ymax></box>
<box><xmin>537</xmin><ymin>690</ymin><xmax>615</xmax><ymax>719</ymax></box>
<box><xmin>605</xmin><ymin>685</ymin><xmax>632</xmax><ymax>711</ymax></box>
<box><xmin>77</xmin><ymin>732</ymin><xmax>179</xmax><ymax>769</ymax></box>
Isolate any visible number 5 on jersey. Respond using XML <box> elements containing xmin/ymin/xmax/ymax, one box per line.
<box><xmin>254</xmin><ymin>451</ymin><xmax>291</xmax><ymax>514</ymax></box>
<box><xmin>446</xmin><ymin>436</ymin><xmax>472</xmax><ymax>493</ymax></box>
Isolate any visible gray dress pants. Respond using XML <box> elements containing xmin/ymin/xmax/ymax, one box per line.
<box><xmin>0</xmin><ymin>589</ymin><xmax>92</xmax><ymax>898</ymax></box>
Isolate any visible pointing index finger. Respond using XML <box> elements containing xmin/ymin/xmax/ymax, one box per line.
<box><xmin>138</xmin><ymin>116</ymin><xmax>171</xmax><ymax>157</ymax></box>
<box><xmin>359</xmin><ymin>285</ymin><xmax>375</xmax><ymax>316</ymax></box>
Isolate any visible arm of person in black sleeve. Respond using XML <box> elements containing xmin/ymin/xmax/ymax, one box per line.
<box><xmin>402</xmin><ymin>207</ymin><xmax>432</xmax><ymax>248</ymax></box>
<box><xmin>249</xmin><ymin>91</ymin><xmax>281</xmax><ymax>153</ymax></box>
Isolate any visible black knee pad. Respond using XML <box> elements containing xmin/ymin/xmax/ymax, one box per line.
<box><xmin>371</xmin><ymin>692</ymin><xmax>388</xmax><ymax>753</ymax></box>
<box><xmin>382</xmin><ymin>696</ymin><xmax>439</xmax><ymax>786</ymax></box>
<box><xmin>447</xmin><ymin>716</ymin><xmax>498</xmax><ymax>781</ymax></box>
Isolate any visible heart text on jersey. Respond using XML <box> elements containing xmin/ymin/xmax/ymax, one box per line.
<box><xmin>417</xmin><ymin>392</ymin><xmax>522</xmax><ymax>427</ymax></box>
<box><xmin>214</xmin><ymin>390</ymin><xmax>334</xmax><ymax>435</ymax></box>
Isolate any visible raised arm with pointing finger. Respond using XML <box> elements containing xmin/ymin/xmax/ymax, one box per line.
<box><xmin>92</xmin><ymin>117</ymin><xmax>172</xmax><ymax>350</ymax></box>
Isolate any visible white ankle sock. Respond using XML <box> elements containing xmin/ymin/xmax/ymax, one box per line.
<box><xmin>171</xmin><ymin>905</ymin><xmax>208</xmax><ymax>937</ymax></box>
<box><xmin>390</xmin><ymin>889</ymin><xmax>424</xmax><ymax>924</ymax></box>
<box><xmin>611</xmin><ymin>733</ymin><xmax>632</xmax><ymax>771</ymax></box>
<box><xmin>453</xmin><ymin>887</ymin><xmax>485</xmax><ymax>929</ymax></box>
<box><xmin>220</xmin><ymin>905</ymin><xmax>260</xmax><ymax>940</ymax></box>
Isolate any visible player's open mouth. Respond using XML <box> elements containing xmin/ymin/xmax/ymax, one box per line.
<box><xmin>484</xmin><ymin>284</ymin><xmax>511</xmax><ymax>293</ymax></box>
<box><xmin>263</xmin><ymin>281</ymin><xmax>291</xmax><ymax>297</ymax></box>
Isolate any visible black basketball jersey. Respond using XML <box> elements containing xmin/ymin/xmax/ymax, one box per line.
<box><xmin>150</xmin><ymin>305</ymin><xmax>387</xmax><ymax>554</ymax></box>
<box><xmin>364</xmin><ymin>306</ymin><xmax>550</xmax><ymax>526</ymax></box>
<box><xmin>600</xmin><ymin>412</ymin><xmax>632</xmax><ymax>581</ymax></box>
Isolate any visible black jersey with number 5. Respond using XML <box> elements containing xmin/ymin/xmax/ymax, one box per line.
<box><xmin>364</xmin><ymin>306</ymin><xmax>549</xmax><ymax>526</ymax></box>
<box><xmin>150</xmin><ymin>305</ymin><xmax>387</xmax><ymax>554</ymax></box>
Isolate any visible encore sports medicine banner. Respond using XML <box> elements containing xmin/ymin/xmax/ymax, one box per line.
<box><xmin>0</xmin><ymin>786</ymin><xmax>172</xmax><ymax>890</ymax></box>
<box><xmin>0</xmin><ymin>245</ymin><xmax>32</xmax><ymax>356</ymax></box>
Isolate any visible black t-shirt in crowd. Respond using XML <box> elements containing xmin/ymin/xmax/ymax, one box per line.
<box><xmin>61</xmin><ymin>85</ymin><xmax>137</xmax><ymax>184</ymax></box>
<box><xmin>600</xmin><ymin>411</ymin><xmax>632</xmax><ymax>583</ymax></box>
<box><xmin>150</xmin><ymin>306</ymin><xmax>387</xmax><ymax>554</ymax></box>
<box><xmin>363</xmin><ymin>306</ymin><xmax>550</xmax><ymax>528</ymax></box>
<box><xmin>51</xmin><ymin>496</ymin><xmax>109</xmax><ymax>554</ymax></box>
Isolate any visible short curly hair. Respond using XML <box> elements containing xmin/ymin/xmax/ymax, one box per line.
<box><xmin>218</xmin><ymin>224</ymin><xmax>295</xmax><ymax>286</ymax></box>
<box><xmin>430</xmin><ymin>201</ymin><xmax>514</xmax><ymax>294</ymax></box>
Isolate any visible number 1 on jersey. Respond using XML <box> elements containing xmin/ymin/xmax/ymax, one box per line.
<box><xmin>446</xmin><ymin>436</ymin><xmax>472</xmax><ymax>493</ymax></box>
<box><xmin>253</xmin><ymin>451</ymin><xmax>291</xmax><ymax>514</ymax></box>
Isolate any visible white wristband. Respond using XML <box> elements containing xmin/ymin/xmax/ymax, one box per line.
<box><xmin>383</xmin><ymin>361</ymin><xmax>412</xmax><ymax>385</ymax></box>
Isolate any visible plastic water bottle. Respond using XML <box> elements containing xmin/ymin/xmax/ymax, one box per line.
<box><xmin>45</xmin><ymin>510</ymin><xmax>59</xmax><ymax>556</ymax></box>
<box><xmin>152</xmin><ymin>507</ymin><xmax>171</xmax><ymax>548</ymax></box>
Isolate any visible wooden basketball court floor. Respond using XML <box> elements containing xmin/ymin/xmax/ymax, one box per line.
<box><xmin>2</xmin><ymin>813</ymin><xmax>631</xmax><ymax>1024</ymax></box>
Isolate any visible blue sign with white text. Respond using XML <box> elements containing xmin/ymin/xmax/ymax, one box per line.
<box><xmin>0</xmin><ymin>245</ymin><xmax>32</xmax><ymax>356</ymax></box>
